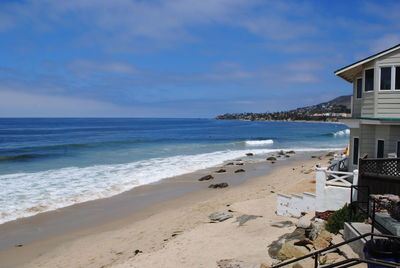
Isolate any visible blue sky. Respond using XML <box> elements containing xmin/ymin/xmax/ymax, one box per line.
<box><xmin>0</xmin><ymin>0</ymin><xmax>399</xmax><ymax>117</ymax></box>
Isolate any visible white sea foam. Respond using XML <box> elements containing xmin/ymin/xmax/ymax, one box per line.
<box><xmin>0</xmin><ymin>147</ymin><xmax>343</xmax><ymax>224</ymax></box>
<box><xmin>333</xmin><ymin>129</ymin><xmax>350</xmax><ymax>136</ymax></box>
<box><xmin>245</xmin><ymin>139</ymin><xmax>274</xmax><ymax>146</ymax></box>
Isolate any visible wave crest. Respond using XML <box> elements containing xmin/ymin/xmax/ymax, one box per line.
<box><xmin>245</xmin><ymin>140</ymin><xmax>274</xmax><ymax>146</ymax></box>
<box><xmin>333</xmin><ymin>129</ymin><xmax>350</xmax><ymax>136</ymax></box>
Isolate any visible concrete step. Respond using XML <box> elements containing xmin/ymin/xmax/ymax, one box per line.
<box><xmin>343</xmin><ymin>222</ymin><xmax>379</xmax><ymax>258</ymax></box>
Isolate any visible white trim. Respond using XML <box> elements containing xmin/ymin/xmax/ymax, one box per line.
<box><xmin>335</xmin><ymin>45</ymin><xmax>400</xmax><ymax>76</ymax></box>
<box><xmin>378</xmin><ymin>65</ymin><xmax>392</xmax><ymax>91</ymax></box>
<box><xmin>376</xmin><ymin>139</ymin><xmax>385</xmax><ymax>158</ymax></box>
<box><xmin>352</xmin><ymin>136</ymin><xmax>360</xmax><ymax>166</ymax></box>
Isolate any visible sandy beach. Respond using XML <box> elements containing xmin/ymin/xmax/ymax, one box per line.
<box><xmin>0</xmin><ymin>150</ymin><xmax>342</xmax><ymax>268</ymax></box>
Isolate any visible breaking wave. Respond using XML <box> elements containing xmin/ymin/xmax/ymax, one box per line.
<box><xmin>244</xmin><ymin>140</ymin><xmax>274</xmax><ymax>146</ymax></box>
<box><xmin>333</xmin><ymin>129</ymin><xmax>350</xmax><ymax>136</ymax></box>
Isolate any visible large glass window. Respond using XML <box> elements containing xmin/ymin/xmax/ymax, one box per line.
<box><xmin>356</xmin><ymin>78</ymin><xmax>362</xmax><ymax>98</ymax></box>
<box><xmin>380</xmin><ymin>67</ymin><xmax>391</xmax><ymax>90</ymax></box>
<box><xmin>377</xmin><ymin>140</ymin><xmax>384</xmax><ymax>158</ymax></box>
<box><xmin>353</xmin><ymin>138</ymin><xmax>359</xmax><ymax>165</ymax></box>
<box><xmin>396</xmin><ymin>67</ymin><xmax>400</xmax><ymax>90</ymax></box>
<box><xmin>397</xmin><ymin>141</ymin><xmax>400</xmax><ymax>158</ymax></box>
<box><xmin>365</xmin><ymin>69</ymin><xmax>374</xmax><ymax>91</ymax></box>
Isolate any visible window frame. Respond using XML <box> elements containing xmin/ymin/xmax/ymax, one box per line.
<box><xmin>364</xmin><ymin>68</ymin><xmax>375</xmax><ymax>92</ymax></box>
<box><xmin>376</xmin><ymin>139</ymin><xmax>385</xmax><ymax>158</ymax></box>
<box><xmin>377</xmin><ymin>65</ymin><xmax>400</xmax><ymax>91</ymax></box>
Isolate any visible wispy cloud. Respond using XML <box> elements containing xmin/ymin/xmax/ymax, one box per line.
<box><xmin>1</xmin><ymin>1</ymin><xmax>399</xmax><ymax>117</ymax></box>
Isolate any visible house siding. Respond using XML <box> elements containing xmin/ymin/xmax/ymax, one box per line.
<box><xmin>349</xmin><ymin>125</ymin><xmax>400</xmax><ymax>171</ymax></box>
<box><xmin>388</xmin><ymin>125</ymin><xmax>400</xmax><ymax>155</ymax></box>
<box><xmin>376</xmin><ymin>50</ymin><xmax>400</xmax><ymax>65</ymax></box>
<box><xmin>376</xmin><ymin>92</ymin><xmax>400</xmax><ymax>118</ymax></box>
<box><xmin>361</xmin><ymin>93</ymin><xmax>375</xmax><ymax>117</ymax></box>
<box><xmin>360</xmin><ymin>124</ymin><xmax>376</xmax><ymax>158</ymax></box>
<box><xmin>375</xmin><ymin>50</ymin><xmax>400</xmax><ymax>119</ymax></box>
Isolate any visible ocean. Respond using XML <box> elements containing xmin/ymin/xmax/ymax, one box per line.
<box><xmin>0</xmin><ymin>118</ymin><xmax>349</xmax><ymax>224</ymax></box>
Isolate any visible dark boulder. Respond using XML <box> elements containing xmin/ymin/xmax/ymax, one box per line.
<box><xmin>209</xmin><ymin>182</ymin><xmax>229</xmax><ymax>189</ymax></box>
<box><xmin>199</xmin><ymin>175</ymin><xmax>214</xmax><ymax>181</ymax></box>
<box><xmin>234</xmin><ymin>169</ymin><xmax>245</xmax><ymax>173</ymax></box>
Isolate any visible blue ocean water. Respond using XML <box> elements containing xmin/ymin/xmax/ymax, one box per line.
<box><xmin>0</xmin><ymin>118</ymin><xmax>349</xmax><ymax>223</ymax></box>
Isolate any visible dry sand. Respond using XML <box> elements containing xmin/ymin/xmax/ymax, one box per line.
<box><xmin>1</xmin><ymin>153</ymin><xmax>337</xmax><ymax>268</ymax></box>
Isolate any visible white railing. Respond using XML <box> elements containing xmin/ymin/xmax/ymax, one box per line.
<box><xmin>316</xmin><ymin>167</ymin><xmax>359</xmax><ymax>212</ymax></box>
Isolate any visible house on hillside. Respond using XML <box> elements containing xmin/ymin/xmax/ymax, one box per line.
<box><xmin>334</xmin><ymin>44</ymin><xmax>400</xmax><ymax>196</ymax></box>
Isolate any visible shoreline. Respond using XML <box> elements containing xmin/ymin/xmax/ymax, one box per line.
<box><xmin>0</xmin><ymin>148</ymin><xmax>344</xmax><ymax>226</ymax></box>
<box><xmin>0</xmin><ymin>150</ymin><xmax>339</xmax><ymax>267</ymax></box>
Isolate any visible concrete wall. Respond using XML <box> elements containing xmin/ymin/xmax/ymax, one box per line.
<box><xmin>315</xmin><ymin>168</ymin><xmax>358</xmax><ymax>212</ymax></box>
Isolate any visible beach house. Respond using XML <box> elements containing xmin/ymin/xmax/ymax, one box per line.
<box><xmin>334</xmin><ymin>44</ymin><xmax>400</xmax><ymax>196</ymax></box>
<box><xmin>277</xmin><ymin>45</ymin><xmax>400</xmax><ymax>217</ymax></box>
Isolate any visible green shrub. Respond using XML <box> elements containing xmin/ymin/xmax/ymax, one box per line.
<box><xmin>325</xmin><ymin>203</ymin><xmax>366</xmax><ymax>234</ymax></box>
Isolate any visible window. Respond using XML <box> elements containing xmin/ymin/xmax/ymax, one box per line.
<box><xmin>377</xmin><ymin>139</ymin><xmax>384</xmax><ymax>158</ymax></box>
<box><xmin>356</xmin><ymin>78</ymin><xmax>362</xmax><ymax>98</ymax></box>
<box><xmin>380</xmin><ymin>67</ymin><xmax>391</xmax><ymax>90</ymax></box>
<box><xmin>353</xmin><ymin>137</ymin><xmax>359</xmax><ymax>165</ymax></box>
<box><xmin>397</xmin><ymin>141</ymin><xmax>400</xmax><ymax>158</ymax></box>
<box><xmin>365</xmin><ymin>69</ymin><xmax>374</xmax><ymax>91</ymax></box>
<box><xmin>396</xmin><ymin>67</ymin><xmax>400</xmax><ymax>90</ymax></box>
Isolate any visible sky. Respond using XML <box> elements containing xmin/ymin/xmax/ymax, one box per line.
<box><xmin>0</xmin><ymin>0</ymin><xmax>399</xmax><ymax>118</ymax></box>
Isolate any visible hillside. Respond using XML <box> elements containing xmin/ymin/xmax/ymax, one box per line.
<box><xmin>216</xmin><ymin>95</ymin><xmax>351</xmax><ymax>122</ymax></box>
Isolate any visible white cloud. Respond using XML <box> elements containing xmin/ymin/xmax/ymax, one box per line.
<box><xmin>369</xmin><ymin>34</ymin><xmax>400</xmax><ymax>53</ymax></box>
<box><xmin>67</xmin><ymin>59</ymin><xmax>141</xmax><ymax>77</ymax></box>
<box><xmin>0</xmin><ymin>89</ymin><xmax>138</xmax><ymax>117</ymax></box>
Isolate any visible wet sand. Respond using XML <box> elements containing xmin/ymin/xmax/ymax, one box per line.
<box><xmin>0</xmin><ymin>151</ymin><xmax>333</xmax><ymax>267</ymax></box>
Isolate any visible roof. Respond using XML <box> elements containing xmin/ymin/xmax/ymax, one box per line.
<box><xmin>334</xmin><ymin>44</ymin><xmax>400</xmax><ymax>83</ymax></box>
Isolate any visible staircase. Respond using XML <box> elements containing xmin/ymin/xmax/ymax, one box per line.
<box><xmin>276</xmin><ymin>168</ymin><xmax>358</xmax><ymax>217</ymax></box>
<box><xmin>277</xmin><ymin>192</ymin><xmax>316</xmax><ymax>217</ymax></box>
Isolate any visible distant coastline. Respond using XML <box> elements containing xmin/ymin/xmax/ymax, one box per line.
<box><xmin>215</xmin><ymin>116</ymin><xmax>346</xmax><ymax>123</ymax></box>
<box><xmin>215</xmin><ymin>95</ymin><xmax>351</xmax><ymax>123</ymax></box>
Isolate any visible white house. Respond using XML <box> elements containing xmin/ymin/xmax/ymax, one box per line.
<box><xmin>334</xmin><ymin>44</ymin><xmax>400</xmax><ymax>171</ymax></box>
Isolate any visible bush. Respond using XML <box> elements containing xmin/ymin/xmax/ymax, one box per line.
<box><xmin>325</xmin><ymin>203</ymin><xmax>366</xmax><ymax>234</ymax></box>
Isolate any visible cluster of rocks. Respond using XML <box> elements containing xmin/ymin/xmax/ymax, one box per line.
<box><xmin>266</xmin><ymin>150</ymin><xmax>296</xmax><ymax>163</ymax></box>
<box><xmin>268</xmin><ymin>214</ymin><xmax>346</xmax><ymax>267</ymax></box>
<box><xmin>198</xmin><ymin>156</ymin><xmax>253</xmax><ymax>189</ymax></box>
<box><xmin>370</xmin><ymin>194</ymin><xmax>400</xmax><ymax>220</ymax></box>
